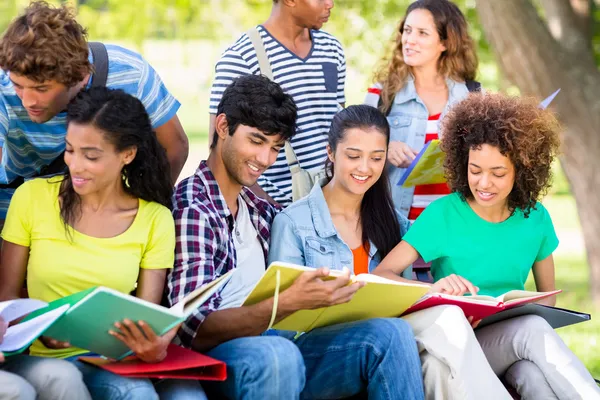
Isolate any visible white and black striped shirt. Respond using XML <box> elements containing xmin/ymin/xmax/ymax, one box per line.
<box><xmin>209</xmin><ymin>25</ymin><xmax>346</xmax><ymax>206</ymax></box>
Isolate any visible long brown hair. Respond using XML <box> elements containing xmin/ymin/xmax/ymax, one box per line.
<box><xmin>374</xmin><ymin>0</ymin><xmax>478</xmax><ymax>113</ymax></box>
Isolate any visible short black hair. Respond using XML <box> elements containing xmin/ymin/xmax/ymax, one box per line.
<box><xmin>211</xmin><ymin>74</ymin><xmax>297</xmax><ymax>149</ymax></box>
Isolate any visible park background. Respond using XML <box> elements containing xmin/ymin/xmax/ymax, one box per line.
<box><xmin>1</xmin><ymin>0</ymin><xmax>599</xmax><ymax>376</ymax></box>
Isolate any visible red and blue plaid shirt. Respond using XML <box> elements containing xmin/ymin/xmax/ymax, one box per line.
<box><xmin>167</xmin><ymin>161</ymin><xmax>278</xmax><ymax>347</ymax></box>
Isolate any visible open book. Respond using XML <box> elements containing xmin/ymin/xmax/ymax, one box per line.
<box><xmin>0</xmin><ymin>299</ymin><xmax>69</xmax><ymax>355</ymax></box>
<box><xmin>21</xmin><ymin>269</ymin><xmax>234</xmax><ymax>360</ymax></box>
<box><xmin>402</xmin><ymin>289</ymin><xmax>562</xmax><ymax>320</ymax></box>
<box><xmin>398</xmin><ymin>89</ymin><xmax>561</xmax><ymax>188</ymax></box>
<box><xmin>79</xmin><ymin>344</ymin><xmax>227</xmax><ymax>381</ymax></box>
<box><xmin>243</xmin><ymin>262</ymin><xmax>430</xmax><ymax>332</ymax></box>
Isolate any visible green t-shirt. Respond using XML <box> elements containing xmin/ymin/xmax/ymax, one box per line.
<box><xmin>403</xmin><ymin>193</ymin><xmax>559</xmax><ymax>297</ymax></box>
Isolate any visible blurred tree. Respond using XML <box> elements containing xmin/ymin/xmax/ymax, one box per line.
<box><xmin>476</xmin><ymin>0</ymin><xmax>600</xmax><ymax>305</ymax></box>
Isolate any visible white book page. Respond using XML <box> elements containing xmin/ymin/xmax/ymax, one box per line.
<box><xmin>501</xmin><ymin>290</ymin><xmax>558</xmax><ymax>304</ymax></box>
<box><xmin>1</xmin><ymin>304</ymin><xmax>69</xmax><ymax>352</ymax></box>
<box><xmin>0</xmin><ymin>299</ymin><xmax>48</xmax><ymax>323</ymax></box>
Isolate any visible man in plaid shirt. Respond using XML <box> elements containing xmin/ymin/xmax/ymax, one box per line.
<box><xmin>167</xmin><ymin>75</ymin><xmax>425</xmax><ymax>399</ymax></box>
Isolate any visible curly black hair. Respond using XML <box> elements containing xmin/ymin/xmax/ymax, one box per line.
<box><xmin>440</xmin><ymin>92</ymin><xmax>561</xmax><ymax>217</ymax></box>
<box><xmin>61</xmin><ymin>87</ymin><xmax>173</xmax><ymax>230</ymax></box>
<box><xmin>210</xmin><ymin>74</ymin><xmax>297</xmax><ymax>149</ymax></box>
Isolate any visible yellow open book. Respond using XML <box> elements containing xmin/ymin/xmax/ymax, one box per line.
<box><xmin>242</xmin><ymin>262</ymin><xmax>430</xmax><ymax>332</ymax></box>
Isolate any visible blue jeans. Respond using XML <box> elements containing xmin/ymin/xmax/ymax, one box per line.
<box><xmin>66</xmin><ymin>355</ymin><xmax>207</xmax><ymax>400</ymax></box>
<box><xmin>204</xmin><ymin>318</ymin><xmax>424</xmax><ymax>400</ymax></box>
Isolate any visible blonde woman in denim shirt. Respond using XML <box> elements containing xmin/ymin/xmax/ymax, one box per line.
<box><xmin>269</xmin><ymin>105</ymin><xmax>513</xmax><ymax>400</ymax></box>
<box><xmin>364</xmin><ymin>0</ymin><xmax>479</xmax><ymax>220</ymax></box>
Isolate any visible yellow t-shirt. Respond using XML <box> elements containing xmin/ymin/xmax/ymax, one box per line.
<box><xmin>1</xmin><ymin>177</ymin><xmax>175</xmax><ymax>359</ymax></box>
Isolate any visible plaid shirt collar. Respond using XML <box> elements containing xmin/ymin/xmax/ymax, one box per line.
<box><xmin>194</xmin><ymin>160</ymin><xmax>275</xmax><ymax>257</ymax></box>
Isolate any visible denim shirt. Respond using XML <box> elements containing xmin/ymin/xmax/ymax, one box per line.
<box><xmin>268</xmin><ymin>181</ymin><xmax>413</xmax><ymax>278</ymax></box>
<box><xmin>385</xmin><ymin>77</ymin><xmax>470</xmax><ymax>218</ymax></box>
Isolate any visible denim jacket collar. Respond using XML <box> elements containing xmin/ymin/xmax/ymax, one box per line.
<box><xmin>306</xmin><ymin>180</ymin><xmax>380</xmax><ymax>258</ymax></box>
<box><xmin>393</xmin><ymin>74</ymin><xmax>464</xmax><ymax>107</ymax></box>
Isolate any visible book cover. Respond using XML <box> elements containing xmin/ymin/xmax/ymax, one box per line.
<box><xmin>20</xmin><ymin>271</ymin><xmax>234</xmax><ymax>360</ymax></box>
<box><xmin>79</xmin><ymin>344</ymin><xmax>227</xmax><ymax>381</ymax></box>
<box><xmin>398</xmin><ymin>140</ymin><xmax>445</xmax><ymax>188</ymax></box>
<box><xmin>477</xmin><ymin>303</ymin><xmax>590</xmax><ymax>330</ymax></box>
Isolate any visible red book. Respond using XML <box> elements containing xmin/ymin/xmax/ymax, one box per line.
<box><xmin>402</xmin><ymin>289</ymin><xmax>562</xmax><ymax>321</ymax></box>
<box><xmin>79</xmin><ymin>344</ymin><xmax>227</xmax><ymax>381</ymax></box>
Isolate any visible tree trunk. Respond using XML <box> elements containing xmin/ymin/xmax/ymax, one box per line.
<box><xmin>476</xmin><ymin>0</ymin><xmax>600</xmax><ymax>306</ymax></box>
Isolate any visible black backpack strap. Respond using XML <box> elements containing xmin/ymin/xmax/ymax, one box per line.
<box><xmin>466</xmin><ymin>80</ymin><xmax>482</xmax><ymax>93</ymax></box>
<box><xmin>89</xmin><ymin>42</ymin><xmax>109</xmax><ymax>88</ymax></box>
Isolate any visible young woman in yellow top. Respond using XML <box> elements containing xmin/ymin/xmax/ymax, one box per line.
<box><xmin>0</xmin><ymin>88</ymin><xmax>205</xmax><ymax>399</ymax></box>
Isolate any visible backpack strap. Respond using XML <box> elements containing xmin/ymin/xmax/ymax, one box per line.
<box><xmin>89</xmin><ymin>42</ymin><xmax>109</xmax><ymax>88</ymax></box>
<box><xmin>245</xmin><ymin>28</ymin><xmax>299</xmax><ymax>167</ymax></box>
<box><xmin>465</xmin><ymin>79</ymin><xmax>482</xmax><ymax>93</ymax></box>
<box><xmin>246</xmin><ymin>29</ymin><xmax>274</xmax><ymax>81</ymax></box>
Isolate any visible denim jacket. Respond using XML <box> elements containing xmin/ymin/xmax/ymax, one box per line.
<box><xmin>384</xmin><ymin>76</ymin><xmax>470</xmax><ymax>218</ymax></box>
<box><xmin>268</xmin><ymin>181</ymin><xmax>412</xmax><ymax>278</ymax></box>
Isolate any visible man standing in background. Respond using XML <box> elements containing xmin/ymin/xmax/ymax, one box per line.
<box><xmin>208</xmin><ymin>0</ymin><xmax>344</xmax><ymax>206</ymax></box>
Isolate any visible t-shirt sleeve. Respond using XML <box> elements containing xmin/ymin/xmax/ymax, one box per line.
<box><xmin>1</xmin><ymin>181</ymin><xmax>33</xmax><ymax>246</ymax></box>
<box><xmin>140</xmin><ymin>205</ymin><xmax>176</xmax><ymax>270</ymax></box>
<box><xmin>136</xmin><ymin>59</ymin><xmax>181</xmax><ymax>129</ymax></box>
<box><xmin>402</xmin><ymin>202</ymin><xmax>445</xmax><ymax>262</ymax></box>
<box><xmin>208</xmin><ymin>46</ymin><xmax>254</xmax><ymax>115</ymax></box>
<box><xmin>535</xmin><ymin>204</ymin><xmax>559</xmax><ymax>262</ymax></box>
<box><xmin>363</xmin><ymin>83</ymin><xmax>382</xmax><ymax>108</ymax></box>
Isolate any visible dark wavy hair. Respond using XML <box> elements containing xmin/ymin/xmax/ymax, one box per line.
<box><xmin>60</xmin><ymin>87</ymin><xmax>173</xmax><ymax>229</ymax></box>
<box><xmin>325</xmin><ymin>105</ymin><xmax>401</xmax><ymax>258</ymax></box>
<box><xmin>210</xmin><ymin>74</ymin><xmax>297</xmax><ymax>148</ymax></box>
<box><xmin>0</xmin><ymin>1</ymin><xmax>92</xmax><ymax>86</ymax></box>
<box><xmin>441</xmin><ymin>93</ymin><xmax>561</xmax><ymax>217</ymax></box>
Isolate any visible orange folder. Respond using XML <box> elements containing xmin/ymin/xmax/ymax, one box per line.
<box><xmin>79</xmin><ymin>344</ymin><xmax>227</xmax><ymax>381</ymax></box>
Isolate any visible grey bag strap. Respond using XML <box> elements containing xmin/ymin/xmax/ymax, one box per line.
<box><xmin>245</xmin><ymin>28</ymin><xmax>300</xmax><ymax>167</ymax></box>
<box><xmin>89</xmin><ymin>42</ymin><xmax>109</xmax><ymax>88</ymax></box>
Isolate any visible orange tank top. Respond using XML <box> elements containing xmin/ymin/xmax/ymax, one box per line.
<box><xmin>352</xmin><ymin>242</ymin><xmax>370</xmax><ymax>275</ymax></box>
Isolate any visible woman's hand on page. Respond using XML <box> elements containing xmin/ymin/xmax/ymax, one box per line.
<box><xmin>280</xmin><ymin>267</ymin><xmax>365</xmax><ymax>312</ymax></box>
<box><xmin>430</xmin><ymin>274</ymin><xmax>478</xmax><ymax>296</ymax></box>
<box><xmin>388</xmin><ymin>141</ymin><xmax>419</xmax><ymax>168</ymax></box>
<box><xmin>39</xmin><ymin>336</ymin><xmax>71</xmax><ymax>349</ymax></box>
<box><xmin>467</xmin><ymin>316</ymin><xmax>482</xmax><ymax>329</ymax></box>
<box><xmin>109</xmin><ymin>320</ymin><xmax>180</xmax><ymax>363</ymax></box>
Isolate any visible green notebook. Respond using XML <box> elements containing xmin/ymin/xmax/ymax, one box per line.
<box><xmin>21</xmin><ymin>270</ymin><xmax>234</xmax><ymax>360</ymax></box>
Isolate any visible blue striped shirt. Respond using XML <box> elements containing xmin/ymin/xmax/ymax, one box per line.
<box><xmin>209</xmin><ymin>25</ymin><xmax>346</xmax><ymax>206</ymax></box>
<box><xmin>0</xmin><ymin>44</ymin><xmax>180</xmax><ymax>218</ymax></box>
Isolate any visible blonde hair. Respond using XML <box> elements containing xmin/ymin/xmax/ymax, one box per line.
<box><xmin>374</xmin><ymin>0</ymin><xmax>478</xmax><ymax>113</ymax></box>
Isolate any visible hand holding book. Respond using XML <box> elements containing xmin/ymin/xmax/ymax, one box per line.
<box><xmin>109</xmin><ymin>319</ymin><xmax>181</xmax><ymax>363</ymax></box>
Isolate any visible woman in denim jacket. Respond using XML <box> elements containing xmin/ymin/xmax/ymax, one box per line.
<box><xmin>269</xmin><ymin>105</ymin><xmax>513</xmax><ymax>400</ymax></box>
<box><xmin>364</xmin><ymin>0</ymin><xmax>479</xmax><ymax>220</ymax></box>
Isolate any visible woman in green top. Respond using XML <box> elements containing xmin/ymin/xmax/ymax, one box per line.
<box><xmin>374</xmin><ymin>93</ymin><xmax>600</xmax><ymax>399</ymax></box>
